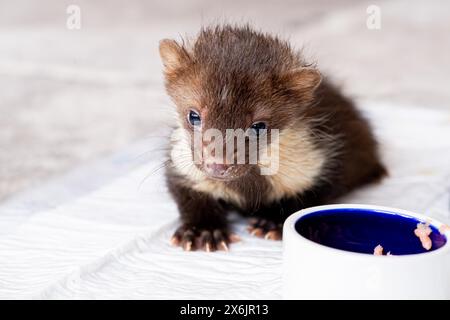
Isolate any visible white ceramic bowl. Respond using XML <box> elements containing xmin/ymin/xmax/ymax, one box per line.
<box><xmin>282</xmin><ymin>204</ymin><xmax>450</xmax><ymax>299</ymax></box>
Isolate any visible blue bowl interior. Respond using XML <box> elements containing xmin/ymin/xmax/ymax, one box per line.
<box><xmin>295</xmin><ymin>208</ymin><xmax>447</xmax><ymax>255</ymax></box>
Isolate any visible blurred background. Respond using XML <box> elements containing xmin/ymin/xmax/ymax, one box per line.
<box><xmin>1</xmin><ymin>0</ymin><xmax>449</xmax><ymax>202</ymax></box>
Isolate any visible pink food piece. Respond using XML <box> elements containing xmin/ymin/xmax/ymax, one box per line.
<box><xmin>420</xmin><ymin>236</ymin><xmax>432</xmax><ymax>250</ymax></box>
<box><xmin>373</xmin><ymin>244</ymin><xmax>383</xmax><ymax>256</ymax></box>
<box><xmin>414</xmin><ymin>222</ymin><xmax>433</xmax><ymax>250</ymax></box>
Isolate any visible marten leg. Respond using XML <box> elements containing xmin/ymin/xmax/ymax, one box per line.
<box><xmin>247</xmin><ymin>189</ymin><xmax>325</xmax><ymax>240</ymax></box>
<box><xmin>247</xmin><ymin>216</ymin><xmax>284</xmax><ymax>240</ymax></box>
<box><xmin>168</xmin><ymin>179</ymin><xmax>239</xmax><ymax>252</ymax></box>
<box><xmin>246</xmin><ymin>197</ymin><xmax>299</xmax><ymax>240</ymax></box>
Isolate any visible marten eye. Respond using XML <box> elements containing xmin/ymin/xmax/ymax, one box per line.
<box><xmin>249</xmin><ymin>122</ymin><xmax>267</xmax><ymax>136</ymax></box>
<box><xmin>187</xmin><ymin>110</ymin><xmax>201</xmax><ymax>127</ymax></box>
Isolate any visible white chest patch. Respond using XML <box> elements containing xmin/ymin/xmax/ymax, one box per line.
<box><xmin>262</xmin><ymin>127</ymin><xmax>327</xmax><ymax>202</ymax></box>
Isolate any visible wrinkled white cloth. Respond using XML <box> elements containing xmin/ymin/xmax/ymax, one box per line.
<box><xmin>0</xmin><ymin>102</ymin><xmax>449</xmax><ymax>299</ymax></box>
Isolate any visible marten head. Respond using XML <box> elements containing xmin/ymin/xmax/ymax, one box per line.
<box><xmin>159</xmin><ymin>25</ymin><xmax>322</xmax><ymax>183</ymax></box>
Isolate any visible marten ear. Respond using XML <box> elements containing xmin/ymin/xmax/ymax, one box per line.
<box><xmin>287</xmin><ymin>67</ymin><xmax>322</xmax><ymax>92</ymax></box>
<box><xmin>159</xmin><ymin>39</ymin><xmax>190</xmax><ymax>73</ymax></box>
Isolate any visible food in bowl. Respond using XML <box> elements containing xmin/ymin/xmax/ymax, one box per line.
<box><xmin>373</xmin><ymin>244</ymin><xmax>384</xmax><ymax>255</ymax></box>
<box><xmin>294</xmin><ymin>207</ymin><xmax>447</xmax><ymax>255</ymax></box>
<box><xmin>414</xmin><ymin>221</ymin><xmax>432</xmax><ymax>250</ymax></box>
<box><xmin>283</xmin><ymin>204</ymin><xmax>450</xmax><ymax>299</ymax></box>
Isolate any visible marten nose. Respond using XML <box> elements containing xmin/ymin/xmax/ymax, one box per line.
<box><xmin>205</xmin><ymin>163</ymin><xmax>229</xmax><ymax>178</ymax></box>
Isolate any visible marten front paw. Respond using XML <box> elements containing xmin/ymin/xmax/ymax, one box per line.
<box><xmin>170</xmin><ymin>225</ymin><xmax>241</xmax><ymax>252</ymax></box>
<box><xmin>247</xmin><ymin>218</ymin><xmax>283</xmax><ymax>240</ymax></box>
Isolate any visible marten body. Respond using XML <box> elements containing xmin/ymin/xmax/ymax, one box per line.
<box><xmin>159</xmin><ymin>25</ymin><xmax>387</xmax><ymax>251</ymax></box>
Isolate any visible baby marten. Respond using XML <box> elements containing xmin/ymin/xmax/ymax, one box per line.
<box><xmin>159</xmin><ymin>25</ymin><xmax>387</xmax><ymax>252</ymax></box>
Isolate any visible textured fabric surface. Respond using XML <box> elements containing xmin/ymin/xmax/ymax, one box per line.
<box><xmin>0</xmin><ymin>102</ymin><xmax>449</xmax><ymax>299</ymax></box>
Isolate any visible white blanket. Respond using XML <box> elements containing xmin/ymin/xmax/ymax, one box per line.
<box><xmin>0</xmin><ymin>102</ymin><xmax>449</xmax><ymax>299</ymax></box>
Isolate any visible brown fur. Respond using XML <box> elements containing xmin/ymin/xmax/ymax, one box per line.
<box><xmin>160</xmin><ymin>25</ymin><xmax>387</xmax><ymax>251</ymax></box>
